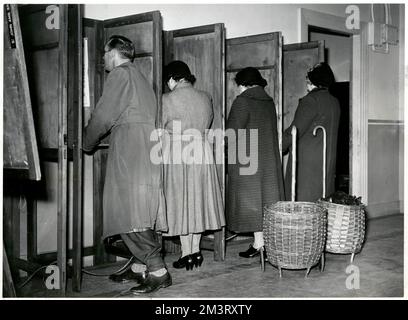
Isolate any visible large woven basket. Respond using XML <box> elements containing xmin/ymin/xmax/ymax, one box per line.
<box><xmin>263</xmin><ymin>201</ymin><xmax>327</xmax><ymax>275</ymax></box>
<box><xmin>318</xmin><ymin>200</ymin><xmax>365</xmax><ymax>260</ymax></box>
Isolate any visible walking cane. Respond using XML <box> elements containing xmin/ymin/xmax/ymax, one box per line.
<box><xmin>313</xmin><ymin>125</ymin><xmax>327</xmax><ymax>271</ymax></box>
<box><xmin>291</xmin><ymin>126</ymin><xmax>297</xmax><ymax>202</ymax></box>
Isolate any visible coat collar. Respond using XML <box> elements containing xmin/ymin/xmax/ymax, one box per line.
<box><xmin>239</xmin><ymin>86</ymin><xmax>272</xmax><ymax>101</ymax></box>
<box><xmin>174</xmin><ymin>81</ymin><xmax>193</xmax><ymax>90</ymax></box>
<box><xmin>309</xmin><ymin>87</ymin><xmax>328</xmax><ymax>94</ymax></box>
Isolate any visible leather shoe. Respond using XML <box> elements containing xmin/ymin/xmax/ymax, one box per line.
<box><xmin>109</xmin><ymin>268</ymin><xmax>146</xmax><ymax>284</ymax></box>
<box><xmin>191</xmin><ymin>251</ymin><xmax>204</xmax><ymax>268</ymax></box>
<box><xmin>130</xmin><ymin>272</ymin><xmax>172</xmax><ymax>294</ymax></box>
<box><xmin>239</xmin><ymin>245</ymin><xmax>261</xmax><ymax>258</ymax></box>
<box><xmin>173</xmin><ymin>255</ymin><xmax>194</xmax><ymax>270</ymax></box>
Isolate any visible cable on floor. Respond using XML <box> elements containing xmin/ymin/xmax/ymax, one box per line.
<box><xmin>81</xmin><ymin>257</ymin><xmax>135</xmax><ymax>277</ymax></box>
<box><xmin>17</xmin><ymin>260</ymin><xmax>58</xmax><ymax>289</ymax></box>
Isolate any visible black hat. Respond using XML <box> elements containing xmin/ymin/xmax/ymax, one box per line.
<box><xmin>307</xmin><ymin>62</ymin><xmax>335</xmax><ymax>88</ymax></box>
<box><xmin>234</xmin><ymin>67</ymin><xmax>267</xmax><ymax>88</ymax></box>
<box><xmin>164</xmin><ymin>60</ymin><xmax>196</xmax><ymax>84</ymax></box>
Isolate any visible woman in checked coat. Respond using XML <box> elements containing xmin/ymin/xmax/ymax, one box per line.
<box><xmin>226</xmin><ymin>67</ymin><xmax>285</xmax><ymax>259</ymax></box>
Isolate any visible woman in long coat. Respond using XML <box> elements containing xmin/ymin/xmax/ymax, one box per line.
<box><xmin>161</xmin><ymin>61</ymin><xmax>225</xmax><ymax>270</ymax></box>
<box><xmin>226</xmin><ymin>67</ymin><xmax>284</xmax><ymax>259</ymax></box>
<box><xmin>282</xmin><ymin>62</ymin><xmax>340</xmax><ymax>201</ymax></box>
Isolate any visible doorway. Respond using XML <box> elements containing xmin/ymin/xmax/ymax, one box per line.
<box><xmin>308</xmin><ymin>26</ymin><xmax>352</xmax><ymax>193</ymax></box>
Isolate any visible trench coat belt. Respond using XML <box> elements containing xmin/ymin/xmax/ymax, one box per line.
<box><xmin>114</xmin><ymin>117</ymin><xmax>155</xmax><ymax>127</ymax></box>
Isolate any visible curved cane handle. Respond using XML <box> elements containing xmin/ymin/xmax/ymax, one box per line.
<box><xmin>313</xmin><ymin>126</ymin><xmax>327</xmax><ymax>198</ymax></box>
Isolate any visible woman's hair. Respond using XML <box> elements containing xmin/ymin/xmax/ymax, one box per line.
<box><xmin>307</xmin><ymin>62</ymin><xmax>335</xmax><ymax>88</ymax></box>
<box><xmin>234</xmin><ymin>67</ymin><xmax>267</xmax><ymax>88</ymax></box>
<box><xmin>105</xmin><ymin>35</ymin><xmax>135</xmax><ymax>60</ymax></box>
<box><xmin>164</xmin><ymin>60</ymin><xmax>196</xmax><ymax>85</ymax></box>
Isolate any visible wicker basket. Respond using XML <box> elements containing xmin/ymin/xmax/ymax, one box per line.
<box><xmin>263</xmin><ymin>201</ymin><xmax>327</xmax><ymax>276</ymax></box>
<box><xmin>262</xmin><ymin>126</ymin><xmax>328</xmax><ymax>277</ymax></box>
<box><xmin>319</xmin><ymin>200</ymin><xmax>366</xmax><ymax>261</ymax></box>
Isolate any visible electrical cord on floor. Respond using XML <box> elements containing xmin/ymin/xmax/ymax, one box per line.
<box><xmin>81</xmin><ymin>257</ymin><xmax>135</xmax><ymax>277</ymax></box>
<box><xmin>16</xmin><ymin>257</ymin><xmax>135</xmax><ymax>290</ymax></box>
<box><xmin>17</xmin><ymin>260</ymin><xmax>58</xmax><ymax>289</ymax></box>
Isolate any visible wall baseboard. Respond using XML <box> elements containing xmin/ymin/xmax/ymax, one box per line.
<box><xmin>366</xmin><ymin>201</ymin><xmax>402</xmax><ymax>218</ymax></box>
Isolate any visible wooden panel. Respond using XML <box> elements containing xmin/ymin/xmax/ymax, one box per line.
<box><xmin>164</xmin><ymin>24</ymin><xmax>226</xmax><ymax>261</ymax></box>
<box><xmin>3</xmin><ymin>4</ymin><xmax>40</xmax><ymax>180</ymax></box>
<box><xmin>103</xmin><ymin>12</ymin><xmax>162</xmax><ymax>108</ymax></box>
<box><xmin>19</xmin><ymin>5</ymin><xmax>63</xmax><ymax>158</ymax></box>
<box><xmin>283</xmin><ymin>41</ymin><xmax>324</xmax><ymax>130</ymax></box>
<box><xmin>30</xmin><ymin>49</ymin><xmax>59</xmax><ymax>148</ymax></box>
<box><xmin>19</xmin><ymin>5</ymin><xmax>59</xmax><ymax>48</ymax></box>
<box><xmin>3</xmin><ymin>246</ymin><xmax>17</xmax><ymax>297</ymax></box>
<box><xmin>226</xmin><ymin>32</ymin><xmax>282</xmax><ymax>153</ymax></box>
<box><xmin>105</xmin><ymin>21</ymin><xmax>153</xmax><ymax>53</ymax></box>
<box><xmin>84</xmin><ymin>18</ymin><xmax>115</xmax><ymax>266</ymax></box>
<box><xmin>56</xmin><ymin>4</ymin><xmax>69</xmax><ymax>295</ymax></box>
<box><xmin>70</xmin><ymin>4</ymin><xmax>83</xmax><ymax>292</ymax></box>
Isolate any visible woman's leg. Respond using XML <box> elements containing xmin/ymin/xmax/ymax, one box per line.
<box><xmin>192</xmin><ymin>233</ymin><xmax>202</xmax><ymax>254</ymax></box>
<box><xmin>179</xmin><ymin>234</ymin><xmax>193</xmax><ymax>257</ymax></box>
<box><xmin>253</xmin><ymin>231</ymin><xmax>264</xmax><ymax>249</ymax></box>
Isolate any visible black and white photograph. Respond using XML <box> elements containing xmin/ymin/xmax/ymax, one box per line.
<box><xmin>1</xmin><ymin>1</ymin><xmax>405</xmax><ymax>301</ymax></box>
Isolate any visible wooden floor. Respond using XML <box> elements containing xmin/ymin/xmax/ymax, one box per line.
<box><xmin>17</xmin><ymin>214</ymin><xmax>403</xmax><ymax>298</ymax></box>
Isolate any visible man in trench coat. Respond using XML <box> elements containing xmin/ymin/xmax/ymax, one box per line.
<box><xmin>83</xmin><ymin>35</ymin><xmax>170</xmax><ymax>294</ymax></box>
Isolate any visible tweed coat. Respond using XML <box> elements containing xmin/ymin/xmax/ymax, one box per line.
<box><xmin>226</xmin><ymin>86</ymin><xmax>285</xmax><ymax>233</ymax></box>
<box><xmin>161</xmin><ymin>81</ymin><xmax>225</xmax><ymax>236</ymax></box>
<box><xmin>83</xmin><ymin>62</ymin><xmax>167</xmax><ymax>239</ymax></box>
<box><xmin>282</xmin><ymin>87</ymin><xmax>340</xmax><ymax>202</ymax></box>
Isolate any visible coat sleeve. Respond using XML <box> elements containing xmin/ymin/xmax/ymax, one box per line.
<box><xmin>282</xmin><ymin>94</ymin><xmax>318</xmax><ymax>152</ymax></box>
<box><xmin>83</xmin><ymin>67</ymin><xmax>131</xmax><ymax>152</ymax></box>
<box><xmin>161</xmin><ymin>93</ymin><xmax>170</xmax><ymax>129</ymax></box>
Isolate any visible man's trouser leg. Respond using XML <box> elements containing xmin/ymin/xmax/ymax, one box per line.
<box><xmin>120</xmin><ymin>230</ymin><xmax>165</xmax><ymax>272</ymax></box>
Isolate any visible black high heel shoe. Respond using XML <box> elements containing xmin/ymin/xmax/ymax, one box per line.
<box><xmin>191</xmin><ymin>251</ymin><xmax>203</xmax><ymax>268</ymax></box>
<box><xmin>173</xmin><ymin>255</ymin><xmax>194</xmax><ymax>270</ymax></box>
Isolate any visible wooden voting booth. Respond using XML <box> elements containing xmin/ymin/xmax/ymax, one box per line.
<box><xmin>3</xmin><ymin>4</ymin><xmax>83</xmax><ymax>294</ymax></box>
<box><xmin>3</xmin><ymin>4</ymin><xmax>40</xmax><ymax>297</ymax></box>
<box><xmin>4</xmin><ymin>4</ymin><xmax>328</xmax><ymax>294</ymax></box>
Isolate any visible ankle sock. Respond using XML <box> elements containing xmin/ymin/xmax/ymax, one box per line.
<box><xmin>150</xmin><ymin>268</ymin><xmax>167</xmax><ymax>277</ymax></box>
<box><xmin>131</xmin><ymin>263</ymin><xmax>147</xmax><ymax>273</ymax></box>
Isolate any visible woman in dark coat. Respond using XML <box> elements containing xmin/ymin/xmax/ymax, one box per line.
<box><xmin>226</xmin><ymin>67</ymin><xmax>285</xmax><ymax>258</ymax></box>
<box><xmin>282</xmin><ymin>62</ymin><xmax>340</xmax><ymax>202</ymax></box>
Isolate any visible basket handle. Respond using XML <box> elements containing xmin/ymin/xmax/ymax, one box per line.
<box><xmin>313</xmin><ymin>125</ymin><xmax>327</xmax><ymax>198</ymax></box>
<box><xmin>291</xmin><ymin>126</ymin><xmax>297</xmax><ymax>202</ymax></box>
